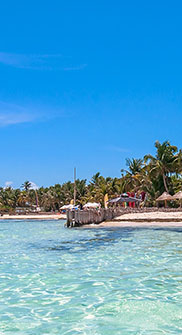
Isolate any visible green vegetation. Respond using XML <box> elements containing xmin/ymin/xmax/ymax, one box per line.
<box><xmin>1</xmin><ymin>140</ymin><xmax>182</xmax><ymax>213</ymax></box>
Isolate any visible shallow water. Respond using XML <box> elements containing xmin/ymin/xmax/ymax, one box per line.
<box><xmin>0</xmin><ymin>220</ymin><xmax>182</xmax><ymax>334</ymax></box>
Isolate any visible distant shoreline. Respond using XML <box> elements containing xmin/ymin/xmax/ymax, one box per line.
<box><xmin>0</xmin><ymin>214</ymin><xmax>66</xmax><ymax>220</ymax></box>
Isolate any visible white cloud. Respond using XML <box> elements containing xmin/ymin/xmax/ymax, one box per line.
<box><xmin>3</xmin><ymin>181</ymin><xmax>38</xmax><ymax>190</ymax></box>
<box><xmin>0</xmin><ymin>101</ymin><xmax>41</xmax><ymax>126</ymax></box>
<box><xmin>0</xmin><ymin>112</ymin><xmax>36</xmax><ymax>126</ymax></box>
<box><xmin>4</xmin><ymin>181</ymin><xmax>13</xmax><ymax>188</ymax></box>
<box><xmin>0</xmin><ymin>100</ymin><xmax>68</xmax><ymax>127</ymax></box>
<box><xmin>0</xmin><ymin>52</ymin><xmax>87</xmax><ymax>71</ymax></box>
<box><xmin>30</xmin><ymin>182</ymin><xmax>39</xmax><ymax>190</ymax></box>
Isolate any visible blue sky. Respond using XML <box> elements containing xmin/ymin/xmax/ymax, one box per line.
<box><xmin>0</xmin><ymin>1</ymin><xmax>182</xmax><ymax>188</ymax></box>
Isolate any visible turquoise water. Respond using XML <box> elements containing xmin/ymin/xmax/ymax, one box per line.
<box><xmin>0</xmin><ymin>221</ymin><xmax>182</xmax><ymax>334</ymax></box>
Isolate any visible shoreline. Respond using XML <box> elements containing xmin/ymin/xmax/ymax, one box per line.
<box><xmin>82</xmin><ymin>221</ymin><xmax>182</xmax><ymax>228</ymax></box>
<box><xmin>80</xmin><ymin>211</ymin><xmax>182</xmax><ymax>228</ymax></box>
<box><xmin>0</xmin><ymin>214</ymin><xmax>66</xmax><ymax>220</ymax></box>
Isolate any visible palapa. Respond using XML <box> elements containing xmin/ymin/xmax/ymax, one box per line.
<box><xmin>156</xmin><ymin>192</ymin><xmax>173</xmax><ymax>201</ymax></box>
<box><xmin>172</xmin><ymin>191</ymin><xmax>182</xmax><ymax>207</ymax></box>
<box><xmin>172</xmin><ymin>191</ymin><xmax>182</xmax><ymax>200</ymax></box>
<box><xmin>156</xmin><ymin>192</ymin><xmax>173</xmax><ymax>208</ymax></box>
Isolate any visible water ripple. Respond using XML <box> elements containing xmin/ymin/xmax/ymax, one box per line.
<box><xmin>0</xmin><ymin>220</ymin><xmax>182</xmax><ymax>334</ymax></box>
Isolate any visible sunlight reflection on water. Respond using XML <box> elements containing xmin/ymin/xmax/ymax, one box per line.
<box><xmin>0</xmin><ymin>220</ymin><xmax>182</xmax><ymax>334</ymax></box>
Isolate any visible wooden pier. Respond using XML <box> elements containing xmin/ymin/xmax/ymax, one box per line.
<box><xmin>65</xmin><ymin>207</ymin><xmax>182</xmax><ymax>227</ymax></box>
<box><xmin>66</xmin><ymin>208</ymin><xmax>122</xmax><ymax>227</ymax></box>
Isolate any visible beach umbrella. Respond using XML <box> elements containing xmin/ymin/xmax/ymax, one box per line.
<box><xmin>60</xmin><ymin>204</ymin><xmax>75</xmax><ymax>210</ymax></box>
<box><xmin>83</xmin><ymin>202</ymin><xmax>101</xmax><ymax>209</ymax></box>
<box><xmin>108</xmin><ymin>197</ymin><xmax>121</xmax><ymax>204</ymax></box>
<box><xmin>156</xmin><ymin>192</ymin><xmax>173</xmax><ymax>208</ymax></box>
<box><xmin>60</xmin><ymin>204</ymin><xmax>80</xmax><ymax>212</ymax></box>
<box><xmin>108</xmin><ymin>196</ymin><xmax>141</xmax><ymax>204</ymax></box>
<box><xmin>121</xmin><ymin>193</ymin><xmax>129</xmax><ymax>197</ymax></box>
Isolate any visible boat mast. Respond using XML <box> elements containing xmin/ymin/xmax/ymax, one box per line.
<box><xmin>74</xmin><ymin>167</ymin><xmax>76</xmax><ymax>206</ymax></box>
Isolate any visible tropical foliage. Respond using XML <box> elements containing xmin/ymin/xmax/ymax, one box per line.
<box><xmin>1</xmin><ymin>141</ymin><xmax>182</xmax><ymax>212</ymax></box>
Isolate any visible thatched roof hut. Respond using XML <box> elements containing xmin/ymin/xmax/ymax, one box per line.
<box><xmin>172</xmin><ymin>191</ymin><xmax>182</xmax><ymax>200</ymax></box>
<box><xmin>156</xmin><ymin>192</ymin><xmax>173</xmax><ymax>201</ymax></box>
<box><xmin>172</xmin><ymin>191</ymin><xmax>182</xmax><ymax>207</ymax></box>
<box><xmin>156</xmin><ymin>192</ymin><xmax>173</xmax><ymax>207</ymax></box>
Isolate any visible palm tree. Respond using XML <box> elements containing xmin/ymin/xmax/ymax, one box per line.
<box><xmin>17</xmin><ymin>191</ymin><xmax>29</xmax><ymax>207</ymax></box>
<box><xmin>0</xmin><ymin>187</ymin><xmax>16</xmax><ymax>208</ymax></box>
<box><xmin>75</xmin><ymin>179</ymin><xmax>87</xmax><ymax>204</ymax></box>
<box><xmin>91</xmin><ymin>172</ymin><xmax>101</xmax><ymax>186</ymax></box>
<box><xmin>123</xmin><ymin>158</ymin><xmax>143</xmax><ymax>175</ymax></box>
<box><xmin>121</xmin><ymin>158</ymin><xmax>144</xmax><ymax>192</ymax></box>
<box><xmin>21</xmin><ymin>181</ymin><xmax>31</xmax><ymax>192</ymax></box>
<box><xmin>144</xmin><ymin>141</ymin><xmax>178</xmax><ymax>193</ymax></box>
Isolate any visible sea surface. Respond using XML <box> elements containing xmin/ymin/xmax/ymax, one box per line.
<box><xmin>0</xmin><ymin>220</ymin><xmax>182</xmax><ymax>335</ymax></box>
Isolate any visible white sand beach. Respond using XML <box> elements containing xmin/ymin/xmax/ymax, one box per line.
<box><xmin>115</xmin><ymin>211</ymin><xmax>182</xmax><ymax>221</ymax></box>
<box><xmin>82</xmin><ymin>211</ymin><xmax>182</xmax><ymax>228</ymax></box>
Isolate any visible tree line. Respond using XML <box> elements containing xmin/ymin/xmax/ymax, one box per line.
<box><xmin>1</xmin><ymin>141</ymin><xmax>182</xmax><ymax>212</ymax></box>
